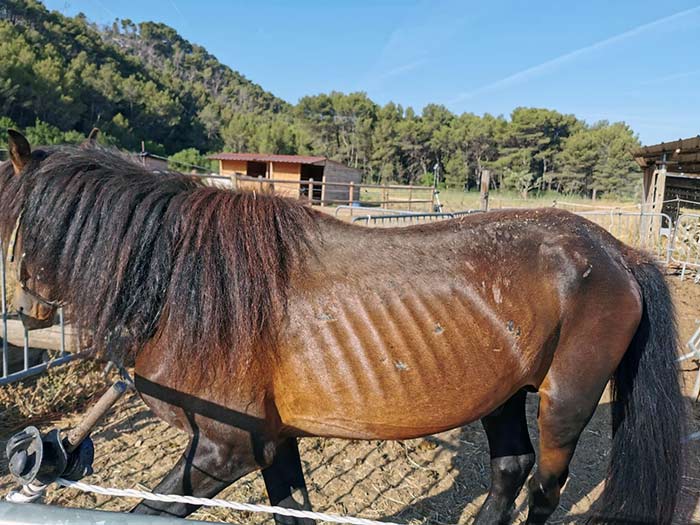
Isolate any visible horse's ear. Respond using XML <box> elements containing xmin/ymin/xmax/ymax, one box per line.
<box><xmin>81</xmin><ymin>127</ymin><xmax>99</xmax><ymax>148</ymax></box>
<box><xmin>7</xmin><ymin>129</ymin><xmax>31</xmax><ymax>176</ymax></box>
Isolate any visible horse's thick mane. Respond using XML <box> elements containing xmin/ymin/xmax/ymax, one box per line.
<box><xmin>0</xmin><ymin>146</ymin><xmax>317</xmax><ymax>370</ymax></box>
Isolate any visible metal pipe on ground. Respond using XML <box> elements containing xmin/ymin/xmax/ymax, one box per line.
<box><xmin>0</xmin><ymin>502</ymin><xmax>229</xmax><ymax>525</ymax></box>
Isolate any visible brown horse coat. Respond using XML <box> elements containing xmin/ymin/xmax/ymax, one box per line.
<box><xmin>134</xmin><ymin>208</ymin><xmax>640</xmax><ymax>443</ymax></box>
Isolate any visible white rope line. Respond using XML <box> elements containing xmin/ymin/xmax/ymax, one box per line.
<box><xmin>55</xmin><ymin>478</ymin><xmax>403</xmax><ymax>525</ymax></box>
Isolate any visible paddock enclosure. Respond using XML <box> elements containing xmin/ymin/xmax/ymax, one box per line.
<box><xmin>1</xmin><ymin>166</ymin><xmax>700</xmax><ymax>523</ymax></box>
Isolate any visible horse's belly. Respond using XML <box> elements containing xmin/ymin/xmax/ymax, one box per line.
<box><xmin>274</xmin><ymin>284</ymin><xmax>543</xmax><ymax>439</ymax></box>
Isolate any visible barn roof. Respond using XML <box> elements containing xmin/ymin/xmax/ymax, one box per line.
<box><xmin>634</xmin><ymin>135</ymin><xmax>700</xmax><ymax>174</ymax></box>
<box><xmin>208</xmin><ymin>153</ymin><xmax>327</xmax><ymax>165</ymax></box>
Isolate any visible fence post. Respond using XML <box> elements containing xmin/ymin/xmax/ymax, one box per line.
<box><xmin>309</xmin><ymin>178</ymin><xmax>315</xmax><ymax>203</ymax></box>
<box><xmin>348</xmin><ymin>181</ymin><xmax>354</xmax><ymax>206</ymax></box>
<box><xmin>408</xmin><ymin>186</ymin><xmax>413</xmax><ymax>211</ymax></box>
<box><xmin>382</xmin><ymin>185</ymin><xmax>388</xmax><ymax>207</ymax></box>
<box><xmin>321</xmin><ymin>175</ymin><xmax>327</xmax><ymax>206</ymax></box>
<box><xmin>257</xmin><ymin>175</ymin><xmax>264</xmax><ymax>193</ymax></box>
<box><xmin>480</xmin><ymin>170</ymin><xmax>490</xmax><ymax>211</ymax></box>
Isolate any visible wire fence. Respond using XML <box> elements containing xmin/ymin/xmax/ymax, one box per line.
<box><xmin>351</xmin><ymin>211</ymin><xmax>481</xmax><ymax>226</ymax></box>
<box><xmin>574</xmin><ymin>210</ymin><xmax>674</xmax><ymax>263</ymax></box>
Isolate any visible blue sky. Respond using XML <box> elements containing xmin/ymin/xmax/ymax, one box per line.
<box><xmin>44</xmin><ymin>0</ymin><xmax>700</xmax><ymax>145</ymax></box>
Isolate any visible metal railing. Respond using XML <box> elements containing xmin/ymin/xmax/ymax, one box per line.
<box><xmin>0</xmin><ymin>502</ymin><xmax>219</xmax><ymax>525</ymax></box>
<box><xmin>679</xmin><ymin>324</ymin><xmax>700</xmax><ymax>401</ymax></box>
<box><xmin>573</xmin><ymin>210</ymin><xmax>674</xmax><ymax>263</ymax></box>
<box><xmin>1</xmin><ymin>242</ymin><xmax>76</xmax><ymax>386</ymax></box>
<box><xmin>334</xmin><ymin>205</ymin><xmax>420</xmax><ymax>218</ymax></box>
<box><xmin>670</xmin><ymin>213</ymin><xmax>700</xmax><ymax>277</ymax></box>
<box><xmin>351</xmin><ymin>210</ymin><xmax>481</xmax><ymax>226</ymax></box>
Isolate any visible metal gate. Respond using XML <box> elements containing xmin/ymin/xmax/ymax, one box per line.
<box><xmin>1</xmin><ymin>242</ymin><xmax>76</xmax><ymax>385</ymax></box>
<box><xmin>573</xmin><ymin>210</ymin><xmax>673</xmax><ymax>263</ymax></box>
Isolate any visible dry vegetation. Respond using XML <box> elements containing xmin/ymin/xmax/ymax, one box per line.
<box><xmin>0</xmin><ymin>360</ymin><xmax>107</xmax><ymax>436</ymax></box>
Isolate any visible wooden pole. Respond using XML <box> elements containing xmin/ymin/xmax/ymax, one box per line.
<box><xmin>480</xmin><ymin>170</ymin><xmax>490</xmax><ymax>211</ymax></box>
<box><xmin>408</xmin><ymin>186</ymin><xmax>413</xmax><ymax>211</ymax></box>
<box><xmin>309</xmin><ymin>178</ymin><xmax>315</xmax><ymax>203</ymax></box>
<box><xmin>321</xmin><ymin>174</ymin><xmax>327</xmax><ymax>206</ymax></box>
<box><xmin>349</xmin><ymin>181</ymin><xmax>354</xmax><ymax>206</ymax></box>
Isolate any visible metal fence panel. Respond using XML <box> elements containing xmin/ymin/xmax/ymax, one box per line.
<box><xmin>671</xmin><ymin>213</ymin><xmax>700</xmax><ymax>274</ymax></box>
<box><xmin>333</xmin><ymin>205</ymin><xmax>420</xmax><ymax>218</ymax></box>
<box><xmin>574</xmin><ymin>210</ymin><xmax>673</xmax><ymax>262</ymax></box>
<box><xmin>351</xmin><ymin>210</ymin><xmax>481</xmax><ymax>226</ymax></box>
<box><xmin>1</xmin><ymin>242</ymin><xmax>75</xmax><ymax>385</ymax></box>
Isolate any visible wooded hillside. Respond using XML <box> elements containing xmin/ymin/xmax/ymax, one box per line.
<box><xmin>0</xmin><ymin>0</ymin><xmax>641</xmax><ymax>198</ymax></box>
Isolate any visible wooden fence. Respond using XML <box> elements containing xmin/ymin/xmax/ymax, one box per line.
<box><xmin>232</xmin><ymin>174</ymin><xmax>435</xmax><ymax>210</ymax></box>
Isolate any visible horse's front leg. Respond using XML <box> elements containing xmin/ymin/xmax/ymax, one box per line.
<box><xmin>262</xmin><ymin>437</ymin><xmax>315</xmax><ymax>525</ymax></box>
<box><xmin>131</xmin><ymin>426</ymin><xmax>260</xmax><ymax>517</ymax></box>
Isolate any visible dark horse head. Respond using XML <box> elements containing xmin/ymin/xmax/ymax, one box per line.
<box><xmin>2</xmin><ymin>130</ymin><xmax>58</xmax><ymax>329</ymax></box>
<box><xmin>1</xmin><ymin>129</ymin><xmax>102</xmax><ymax>329</ymax></box>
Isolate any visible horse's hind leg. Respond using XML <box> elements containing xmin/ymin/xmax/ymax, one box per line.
<box><xmin>525</xmin><ymin>315</ymin><xmax>637</xmax><ymax>524</ymax></box>
<box><xmin>474</xmin><ymin>389</ymin><xmax>535</xmax><ymax>525</ymax></box>
<box><xmin>263</xmin><ymin>437</ymin><xmax>315</xmax><ymax>525</ymax></box>
<box><xmin>525</xmin><ymin>384</ymin><xmax>604</xmax><ymax>525</ymax></box>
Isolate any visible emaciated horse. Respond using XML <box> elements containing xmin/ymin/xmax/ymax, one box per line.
<box><xmin>1</xmin><ymin>130</ymin><xmax>685</xmax><ymax>524</ymax></box>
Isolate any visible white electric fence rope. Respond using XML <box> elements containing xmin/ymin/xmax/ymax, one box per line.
<box><xmin>5</xmin><ymin>483</ymin><xmax>45</xmax><ymax>504</ymax></box>
<box><xmin>53</xmin><ymin>478</ymin><xmax>403</xmax><ymax>525</ymax></box>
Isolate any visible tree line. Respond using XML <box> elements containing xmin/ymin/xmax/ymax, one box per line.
<box><xmin>1</xmin><ymin>0</ymin><xmax>641</xmax><ymax>198</ymax></box>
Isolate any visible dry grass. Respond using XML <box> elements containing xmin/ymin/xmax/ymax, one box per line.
<box><xmin>437</xmin><ymin>189</ymin><xmax>636</xmax><ymax>212</ymax></box>
<box><xmin>0</xmin><ymin>359</ymin><xmax>108</xmax><ymax>435</ymax></box>
<box><xmin>353</xmin><ymin>187</ymin><xmax>637</xmax><ymax>214</ymax></box>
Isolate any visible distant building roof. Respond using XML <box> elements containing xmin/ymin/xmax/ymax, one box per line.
<box><xmin>209</xmin><ymin>153</ymin><xmax>327</xmax><ymax>165</ymax></box>
<box><xmin>634</xmin><ymin>136</ymin><xmax>700</xmax><ymax>174</ymax></box>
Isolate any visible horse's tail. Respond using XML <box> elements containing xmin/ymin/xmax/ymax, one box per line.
<box><xmin>591</xmin><ymin>258</ymin><xmax>685</xmax><ymax>524</ymax></box>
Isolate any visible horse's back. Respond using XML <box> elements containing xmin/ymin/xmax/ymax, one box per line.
<box><xmin>272</xmin><ymin>208</ymin><xmax>639</xmax><ymax>439</ymax></box>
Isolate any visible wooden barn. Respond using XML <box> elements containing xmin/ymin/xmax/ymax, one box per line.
<box><xmin>635</xmin><ymin>136</ymin><xmax>700</xmax><ymax>218</ymax></box>
<box><xmin>209</xmin><ymin>153</ymin><xmax>362</xmax><ymax>204</ymax></box>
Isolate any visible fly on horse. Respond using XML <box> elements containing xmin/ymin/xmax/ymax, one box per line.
<box><xmin>1</xmin><ymin>130</ymin><xmax>685</xmax><ymax>524</ymax></box>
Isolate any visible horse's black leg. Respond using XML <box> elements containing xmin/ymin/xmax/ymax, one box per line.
<box><xmin>131</xmin><ymin>429</ymin><xmax>260</xmax><ymax>517</ymax></box>
<box><xmin>474</xmin><ymin>389</ymin><xmax>535</xmax><ymax>525</ymax></box>
<box><xmin>262</xmin><ymin>437</ymin><xmax>316</xmax><ymax>525</ymax></box>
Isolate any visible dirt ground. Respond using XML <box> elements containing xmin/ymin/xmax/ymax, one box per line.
<box><xmin>1</xmin><ymin>277</ymin><xmax>699</xmax><ymax>524</ymax></box>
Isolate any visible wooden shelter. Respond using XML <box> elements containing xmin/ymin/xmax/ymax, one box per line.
<box><xmin>635</xmin><ymin>136</ymin><xmax>700</xmax><ymax>218</ymax></box>
<box><xmin>209</xmin><ymin>153</ymin><xmax>362</xmax><ymax>204</ymax></box>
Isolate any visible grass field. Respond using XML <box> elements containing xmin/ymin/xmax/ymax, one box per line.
<box><xmin>354</xmin><ymin>186</ymin><xmax>638</xmax><ymax>213</ymax></box>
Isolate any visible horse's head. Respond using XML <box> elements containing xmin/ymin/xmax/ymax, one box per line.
<box><xmin>2</xmin><ymin>130</ymin><xmax>59</xmax><ymax>329</ymax></box>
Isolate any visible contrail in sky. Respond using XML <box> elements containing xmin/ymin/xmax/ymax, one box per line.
<box><xmin>450</xmin><ymin>4</ymin><xmax>700</xmax><ymax>104</ymax></box>
<box><xmin>167</xmin><ymin>0</ymin><xmax>189</xmax><ymax>28</ymax></box>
